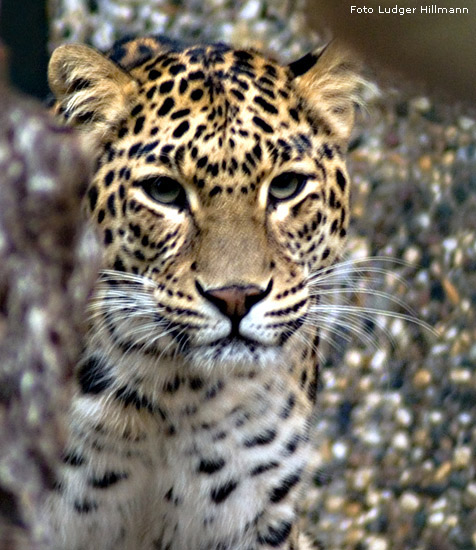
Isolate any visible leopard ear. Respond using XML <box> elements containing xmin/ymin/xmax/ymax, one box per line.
<box><xmin>48</xmin><ymin>44</ymin><xmax>138</xmax><ymax>140</ymax></box>
<box><xmin>288</xmin><ymin>43</ymin><xmax>366</xmax><ymax>144</ymax></box>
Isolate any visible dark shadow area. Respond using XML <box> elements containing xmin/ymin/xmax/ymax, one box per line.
<box><xmin>0</xmin><ymin>0</ymin><xmax>49</xmax><ymax>98</ymax></box>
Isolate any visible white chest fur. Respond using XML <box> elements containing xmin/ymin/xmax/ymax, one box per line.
<box><xmin>48</xmin><ymin>353</ymin><xmax>312</xmax><ymax>550</ymax></box>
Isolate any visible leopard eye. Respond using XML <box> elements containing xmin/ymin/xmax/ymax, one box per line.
<box><xmin>268</xmin><ymin>172</ymin><xmax>308</xmax><ymax>202</ymax></box>
<box><xmin>139</xmin><ymin>176</ymin><xmax>187</xmax><ymax>208</ymax></box>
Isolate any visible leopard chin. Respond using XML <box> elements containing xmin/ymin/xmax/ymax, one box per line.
<box><xmin>185</xmin><ymin>338</ymin><xmax>285</xmax><ymax>373</ymax></box>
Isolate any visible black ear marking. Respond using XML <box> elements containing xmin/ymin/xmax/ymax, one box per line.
<box><xmin>288</xmin><ymin>44</ymin><xmax>329</xmax><ymax>78</ymax></box>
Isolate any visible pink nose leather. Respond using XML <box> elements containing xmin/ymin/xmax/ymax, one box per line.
<box><xmin>206</xmin><ymin>286</ymin><xmax>264</xmax><ymax>318</ymax></box>
<box><xmin>196</xmin><ymin>280</ymin><xmax>273</xmax><ymax>321</ymax></box>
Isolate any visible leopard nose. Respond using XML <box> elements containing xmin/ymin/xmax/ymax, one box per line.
<box><xmin>196</xmin><ymin>280</ymin><xmax>273</xmax><ymax>321</ymax></box>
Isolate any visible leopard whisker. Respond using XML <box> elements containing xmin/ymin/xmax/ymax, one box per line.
<box><xmin>308</xmin><ymin>255</ymin><xmax>414</xmax><ymax>286</ymax></box>
<box><xmin>309</xmin><ymin>267</ymin><xmax>410</xmax><ymax>289</ymax></box>
<box><xmin>156</xmin><ymin>325</ymin><xmax>189</xmax><ymax>363</ymax></box>
<box><xmin>310</xmin><ymin>287</ymin><xmax>416</xmax><ymax>316</ymax></box>
<box><xmin>304</xmin><ymin>313</ymin><xmax>381</xmax><ymax>351</ymax></box>
<box><xmin>291</xmin><ymin>326</ymin><xmax>327</xmax><ymax>365</ymax></box>
<box><xmin>99</xmin><ymin>268</ymin><xmax>158</xmax><ymax>287</ymax></box>
<box><xmin>308</xmin><ymin>304</ymin><xmax>435</xmax><ymax>332</ymax></box>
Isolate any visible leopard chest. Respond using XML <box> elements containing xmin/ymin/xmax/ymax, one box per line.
<box><xmin>119</xmin><ymin>367</ymin><xmax>312</xmax><ymax>549</ymax></box>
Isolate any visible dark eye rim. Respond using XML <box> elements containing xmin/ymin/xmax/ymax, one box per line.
<box><xmin>137</xmin><ymin>175</ymin><xmax>188</xmax><ymax>209</ymax></box>
<box><xmin>268</xmin><ymin>171</ymin><xmax>310</xmax><ymax>203</ymax></box>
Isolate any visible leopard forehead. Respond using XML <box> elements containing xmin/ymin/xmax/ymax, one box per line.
<box><xmin>102</xmin><ymin>44</ymin><xmax>337</xmax><ymax>201</ymax></box>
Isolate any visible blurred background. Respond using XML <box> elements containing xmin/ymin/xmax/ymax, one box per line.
<box><xmin>0</xmin><ymin>1</ymin><xmax>475</xmax><ymax>549</ymax></box>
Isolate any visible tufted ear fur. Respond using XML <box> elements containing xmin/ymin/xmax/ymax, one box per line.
<box><xmin>289</xmin><ymin>43</ymin><xmax>366</xmax><ymax>144</ymax></box>
<box><xmin>48</xmin><ymin>44</ymin><xmax>139</xmax><ymax>141</ymax></box>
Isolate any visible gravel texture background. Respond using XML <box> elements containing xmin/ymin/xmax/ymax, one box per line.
<box><xmin>0</xmin><ymin>66</ymin><xmax>98</xmax><ymax>548</ymax></box>
<box><xmin>48</xmin><ymin>1</ymin><xmax>476</xmax><ymax>549</ymax></box>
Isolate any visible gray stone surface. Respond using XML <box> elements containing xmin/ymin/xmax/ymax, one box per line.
<box><xmin>0</xmin><ymin>65</ymin><xmax>99</xmax><ymax>548</ymax></box>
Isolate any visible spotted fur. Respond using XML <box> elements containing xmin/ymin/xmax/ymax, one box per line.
<box><xmin>45</xmin><ymin>36</ymin><xmax>364</xmax><ymax>549</ymax></box>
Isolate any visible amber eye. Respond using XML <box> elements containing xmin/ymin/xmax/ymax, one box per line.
<box><xmin>139</xmin><ymin>176</ymin><xmax>187</xmax><ymax>208</ymax></box>
<box><xmin>268</xmin><ymin>172</ymin><xmax>308</xmax><ymax>202</ymax></box>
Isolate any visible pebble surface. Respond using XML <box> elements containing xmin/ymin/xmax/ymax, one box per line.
<box><xmin>49</xmin><ymin>1</ymin><xmax>476</xmax><ymax>548</ymax></box>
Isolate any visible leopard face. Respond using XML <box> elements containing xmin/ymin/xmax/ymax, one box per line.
<box><xmin>48</xmin><ymin>37</ymin><xmax>362</xmax><ymax>374</ymax></box>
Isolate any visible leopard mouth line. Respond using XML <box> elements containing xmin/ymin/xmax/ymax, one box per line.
<box><xmin>207</xmin><ymin>334</ymin><xmax>268</xmax><ymax>349</ymax></box>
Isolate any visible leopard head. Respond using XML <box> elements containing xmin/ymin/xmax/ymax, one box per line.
<box><xmin>48</xmin><ymin>37</ymin><xmax>364</xmax><ymax>374</ymax></box>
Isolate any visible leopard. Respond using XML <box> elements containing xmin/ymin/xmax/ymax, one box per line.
<box><xmin>45</xmin><ymin>35</ymin><xmax>365</xmax><ymax>550</ymax></box>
